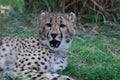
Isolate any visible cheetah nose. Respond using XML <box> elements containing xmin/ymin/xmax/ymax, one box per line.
<box><xmin>51</xmin><ymin>33</ymin><xmax>57</xmax><ymax>39</ymax></box>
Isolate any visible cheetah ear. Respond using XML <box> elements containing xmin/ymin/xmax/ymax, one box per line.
<box><xmin>40</xmin><ymin>12</ymin><xmax>48</xmax><ymax>20</ymax></box>
<box><xmin>32</xmin><ymin>12</ymin><xmax>48</xmax><ymax>29</ymax></box>
<box><xmin>38</xmin><ymin>12</ymin><xmax>48</xmax><ymax>35</ymax></box>
<box><xmin>68</xmin><ymin>12</ymin><xmax>76</xmax><ymax>35</ymax></box>
<box><xmin>68</xmin><ymin>12</ymin><xmax>76</xmax><ymax>23</ymax></box>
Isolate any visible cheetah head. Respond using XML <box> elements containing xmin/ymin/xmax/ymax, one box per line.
<box><xmin>33</xmin><ymin>12</ymin><xmax>76</xmax><ymax>52</ymax></box>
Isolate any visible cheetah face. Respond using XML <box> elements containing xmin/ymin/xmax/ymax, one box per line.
<box><xmin>33</xmin><ymin>12</ymin><xmax>76</xmax><ymax>52</ymax></box>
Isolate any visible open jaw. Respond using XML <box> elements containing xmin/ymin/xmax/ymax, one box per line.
<box><xmin>49</xmin><ymin>40</ymin><xmax>61</xmax><ymax>48</ymax></box>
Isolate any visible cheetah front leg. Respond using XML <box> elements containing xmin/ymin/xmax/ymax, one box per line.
<box><xmin>35</xmin><ymin>72</ymin><xmax>74</xmax><ymax>80</ymax></box>
<box><xmin>30</xmin><ymin>73</ymin><xmax>74</xmax><ymax>80</ymax></box>
<box><xmin>17</xmin><ymin>69</ymin><xmax>74</xmax><ymax>80</ymax></box>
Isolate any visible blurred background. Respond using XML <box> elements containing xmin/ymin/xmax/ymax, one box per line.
<box><xmin>0</xmin><ymin>0</ymin><xmax>120</xmax><ymax>35</ymax></box>
<box><xmin>0</xmin><ymin>0</ymin><xmax>120</xmax><ymax>80</ymax></box>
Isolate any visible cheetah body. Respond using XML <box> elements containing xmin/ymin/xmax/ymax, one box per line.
<box><xmin>0</xmin><ymin>12</ymin><xmax>76</xmax><ymax>80</ymax></box>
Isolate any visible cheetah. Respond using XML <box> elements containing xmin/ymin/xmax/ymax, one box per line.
<box><xmin>0</xmin><ymin>12</ymin><xmax>76</xmax><ymax>80</ymax></box>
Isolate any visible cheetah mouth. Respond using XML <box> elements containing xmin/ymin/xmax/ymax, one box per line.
<box><xmin>49</xmin><ymin>40</ymin><xmax>61</xmax><ymax>48</ymax></box>
<box><xmin>0</xmin><ymin>68</ymin><xmax>3</xmax><ymax>72</ymax></box>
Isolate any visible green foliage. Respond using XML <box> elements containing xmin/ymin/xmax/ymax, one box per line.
<box><xmin>44</xmin><ymin>0</ymin><xmax>59</xmax><ymax>11</ymax></box>
<box><xmin>0</xmin><ymin>0</ymin><xmax>24</xmax><ymax>6</ymax></box>
<box><xmin>0</xmin><ymin>0</ymin><xmax>120</xmax><ymax>24</ymax></box>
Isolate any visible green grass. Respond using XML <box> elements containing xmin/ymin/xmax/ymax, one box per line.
<box><xmin>66</xmin><ymin>37</ymin><xmax>120</xmax><ymax>80</ymax></box>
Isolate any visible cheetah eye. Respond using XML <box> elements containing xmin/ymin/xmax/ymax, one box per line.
<box><xmin>46</xmin><ymin>23</ymin><xmax>52</xmax><ymax>27</ymax></box>
<box><xmin>60</xmin><ymin>24</ymin><xmax>66</xmax><ymax>28</ymax></box>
